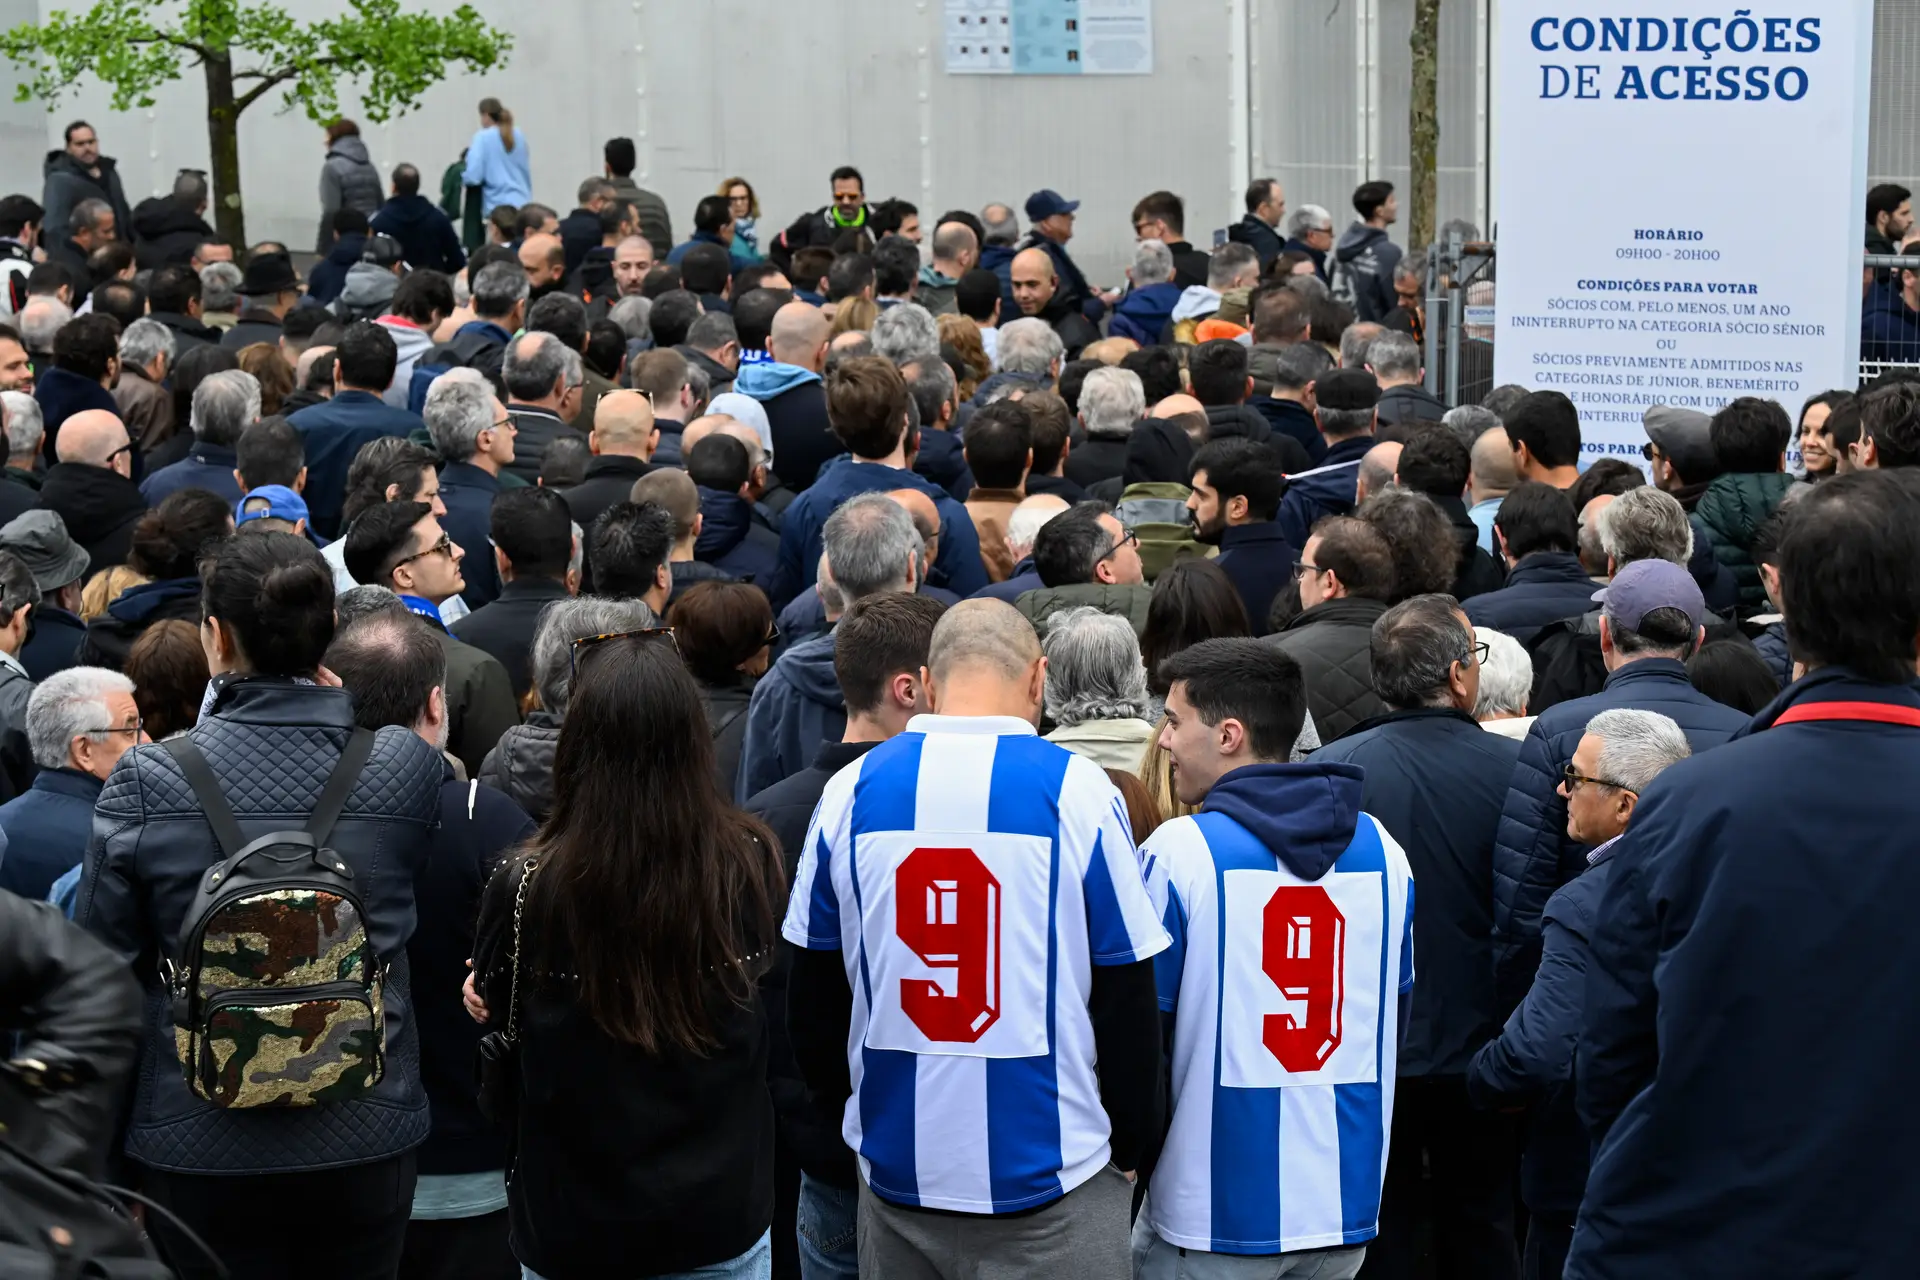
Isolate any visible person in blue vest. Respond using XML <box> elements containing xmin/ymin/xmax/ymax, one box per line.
<box><xmin>1571</xmin><ymin>471</ymin><xmax>1920</xmax><ymax>1278</ymax></box>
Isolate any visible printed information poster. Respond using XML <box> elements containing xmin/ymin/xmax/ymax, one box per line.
<box><xmin>1494</xmin><ymin>3</ymin><xmax>1873</xmax><ymax>463</ymax></box>
<box><xmin>945</xmin><ymin>0</ymin><xmax>1152</xmax><ymax>76</ymax></box>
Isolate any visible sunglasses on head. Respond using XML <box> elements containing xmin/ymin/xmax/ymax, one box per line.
<box><xmin>570</xmin><ymin>627</ymin><xmax>679</xmax><ymax>676</ymax></box>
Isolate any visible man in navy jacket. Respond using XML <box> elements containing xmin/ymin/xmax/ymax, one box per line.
<box><xmin>1571</xmin><ymin>473</ymin><xmax>1920</xmax><ymax>1278</ymax></box>
<box><xmin>1465</xmin><ymin>483</ymin><xmax>1599</xmax><ymax>646</ymax></box>
<box><xmin>288</xmin><ymin>320</ymin><xmax>425</xmax><ymax>537</ymax></box>
<box><xmin>1187</xmin><ymin>437</ymin><xmax>1294</xmax><ymax>634</ymax></box>
<box><xmin>764</xmin><ymin>358</ymin><xmax>984</xmax><ymax>610</ymax></box>
<box><xmin>1316</xmin><ymin>596</ymin><xmax>1523</xmax><ymax>1280</ymax></box>
<box><xmin>1468</xmin><ymin>707</ymin><xmax>1691</xmax><ymax>1280</ymax></box>
<box><xmin>1490</xmin><ymin>559</ymin><xmax>1746</xmax><ymax>1010</ymax></box>
<box><xmin>1275</xmin><ymin>368</ymin><xmax>1378</xmax><ymax>550</ymax></box>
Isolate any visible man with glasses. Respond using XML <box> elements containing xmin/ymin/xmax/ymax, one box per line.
<box><xmin>1264</xmin><ymin>515</ymin><xmax>1396</xmax><ymax>738</ymax></box>
<box><xmin>36</xmin><ymin>408</ymin><xmax>146</xmax><ymax>573</ymax></box>
<box><xmin>0</xmin><ymin>666</ymin><xmax>143</xmax><ymax>901</ymax></box>
<box><xmin>1471</xmin><ymin>709</ymin><xmax>1689</xmax><ymax>1280</ymax></box>
<box><xmin>1315</xmin><ymin>595</ymin><xmax>1525</xmax><ymax>1280</ymax></box>
<box><xmin>1010</xmin><ymin>499</ymin><xmax>1152</xmax><ymax>636</ymax></box>
<box><xmin>343</xmin><ymin>498</ymin><xmax>518</xmax><ymax>776</ymax></box>
<box><xmin>1491</xmin><ymin>559</ymin><xmax>1746</xmax><ymax>1016</ymax></box>
<box><xmin>423</xmin><ymin>368</ymin><xmax>516</xmax><ymax>611</ymax></box>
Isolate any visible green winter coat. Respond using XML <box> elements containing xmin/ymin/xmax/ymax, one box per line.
<box><xmin>1013</xmin><ymin>582</ymin><xmax>1155</xmax><ymax>637</ymax></box>
<box><xmin>1693</xmin><ymin>470</ymin><xmax>1798</xmax><ymax>613</ymax></box>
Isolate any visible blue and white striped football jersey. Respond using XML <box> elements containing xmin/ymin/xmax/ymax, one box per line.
<box><xmin>780</xmin><ymin>713</ymin><xmax>1170</xmax><ymax>1215</ymax></box>
<box><xmin>1139</xmin><ymin>809</ymin><xmax>1415</xmax><ymax>1254</ymax></box>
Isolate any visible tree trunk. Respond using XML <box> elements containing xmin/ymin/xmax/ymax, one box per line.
<box><xmin>203</xmin><ymin>51</ymin><xmax>245</xmax><ymax>246</ymax></box>
<box><xmin>1408</xmin><ymin>0</ymin><xmax>1442</xmax><ymax>252</ymax></box>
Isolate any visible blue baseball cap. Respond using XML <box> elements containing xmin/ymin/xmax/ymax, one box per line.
<box><xmin>1024</xmin><ymin>189</ymin><xmax>1080</xmax><ymax>222</ymax></box>
<box><xmin>1591</xmin><ymin>558</ymin><xmax>1706</xmax><ymax>631</ymax></box>
<box><xmin>236</xmin><ymin>485</ymin><xmax>309</xmax><ymax>527</ymax></box>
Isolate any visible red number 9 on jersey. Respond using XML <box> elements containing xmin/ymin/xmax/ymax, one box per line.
<box><xmin>895</xmin><ymin>847</ymin><xmax>1001</xmax><ymax>1043</ymax></box>
<box><xmin>1261</xmin><ymin>885</ymin><xmax>1345</xmax><ymax>1072</ymax></box>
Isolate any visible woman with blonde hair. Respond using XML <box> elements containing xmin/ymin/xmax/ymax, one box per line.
<box><xmin>463</xmin><ymin>96</ymin><xmax>531</xmax><ymax>215</ymax></box>
<box><xmin>937</xmin><ymin>312</ymin><xmax>990</xmax><ymax>400</ymax></box>
<box><xmin>717</xmin><ymin>176</ymin><xmax>764</xmax><ymax>265</ymax></box>
<box><xmin>828</xmin><ymin>294</ymin><xmax>877</xmax><ymax>337</ymax></box>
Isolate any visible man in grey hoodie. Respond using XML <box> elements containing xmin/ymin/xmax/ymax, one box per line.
<box><xmin>1336</xmin><ymin>179</ymin><xmax>1404</xmax><ymax>324</ymax></box>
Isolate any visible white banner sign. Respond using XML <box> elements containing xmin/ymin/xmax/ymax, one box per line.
<box><xmin>1494</xmin><ymin>3</ymin><xmax>1873</xmax><ymax>464</ymax></box>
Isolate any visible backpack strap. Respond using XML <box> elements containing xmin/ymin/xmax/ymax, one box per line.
<box><xmin>163</xmin><ymin>737</ymin><xmax>247</xmax><ymax>859</ymax></box>
<box><xmin>305</xmin><ymin>728</ymin><xmax>377</xmax><ymax>846</ymax></box>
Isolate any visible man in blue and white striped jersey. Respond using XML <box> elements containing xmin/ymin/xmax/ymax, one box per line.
<box><xmin>1136</xmin><ymin>638</ymin><xmax>1415</xmax><ymax>1279</ymax></box>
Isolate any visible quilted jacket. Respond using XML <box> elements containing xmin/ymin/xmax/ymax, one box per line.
<box><xmin>1488</xmin><ymin>658</ymin><xmax>1749</xmax><ymax>1012</ymax></box>
<box><xmin>74</xmin><ymin>678</ymin><xmax>444</xmax><ymax>1175</ymax></box>
<box><xmin>1692</xmin><ymin>471</ymin><xmax>1798</xmax><ymax>613</ymax></box>
<box><xmin>477</xmin><ymin>710</ymin><xmax>561</xmax><ymax>825</ymax></box>
<box><xmin>1264</xmin><ymin>595</ymin><xmax>1390</xmax><ymax>742</ymax></box>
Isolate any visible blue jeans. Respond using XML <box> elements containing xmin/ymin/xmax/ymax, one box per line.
<box><xmin>522</xmin><ymin>1230</ymin><xmax>770</xmax><ymax>1280</ymax></box>
<box><xmin>795</xmin><ymin>1174</ymin><xmax>858</xmax><ymax>1279</ymax></box>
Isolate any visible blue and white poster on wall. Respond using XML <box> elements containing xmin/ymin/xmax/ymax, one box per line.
<box><xmin>945</xmin><ymin>0</ymin><xmax>1152</xmax><ymax>76</ymax></box>
<box><xmin>1493</xmin><ymin>2</ymin><xmax>1873</xmax><ymax>463</ymax></box>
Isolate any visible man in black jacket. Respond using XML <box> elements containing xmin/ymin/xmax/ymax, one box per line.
<box><xmin>1130</xmin><ymin>190</ymin><xmax>1211</xmax><ymax>288</ymax></box>
<box><xmin>144</xmin><ymin>262</ymin><xmax>219</xmax><ymax>354</ymax></box>
<box><xmin>1189</xmin><ymin>338</ymin><xmax>1311</xmax><ymax>474</ymax></box>
<box><xmin>1315</xmin><ymin>596</ymin><xmax>1523</xmax><ymax>1280</ymax></box>
<box><xmin>559</xmin><ymin>388</ymin><xmax>656</xmax><ymax>533</ymax></box>
<box><xmin>324</xmin><ymin>610</ymin><xmax>536</xmax><ymax>1280</ymax></box>
<box><xmin>1396</xmin><ymin>426</ymin><xmax>1506</xmax><ymax>602</ymax></box>
<box><xmin>1188</xmin><ymin>437</ymin><xmax>1295</xmax><ymax>632</ymax></box>
<box><xmin>450</xmin><ymin>482</ymin><xmax>578</xmax><ymax>701</ymax></box>
<box><xmin>1009</xmin><ymin>247</ymin><xmax>1097</xmax><ymax>359</ymax></box>
<box><xmin>744</xmin><ymin>590</ymin><xmax>943</xmax><ymax>1280</ymax></box>
<box><xmin>1227</xmin><ymin>177</ymin><xmax>1288</xmax><ymax>267</ymax></box>
<box><xmin>769</xmin><ymin>165</ymin><xmax>870</xmax><ymax>272</ymax></box>
<box><xmin>128</xmin><ymin>170</ymin><xmax>214</xmax><ymax>269</ymax></box>
<box><xmin>371</xmin><ymin>164</ymin><xmax>466</xmax><ymax>275</ymax></box>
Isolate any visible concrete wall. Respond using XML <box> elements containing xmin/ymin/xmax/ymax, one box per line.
<box><xmin>0</xmin><ymin>0</ymin><xmax>1912</xmax><ymax>277</ymax></box>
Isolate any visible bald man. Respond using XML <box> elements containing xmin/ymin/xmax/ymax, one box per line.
<box><xmin>783</xmin><ymin>594</ymin><xmax>1166</xmax><ymax>1272</ymax></box>
<box><xmin>735</xmin><ymin>299</ymin><xmax>837</xmax><ymax>490</ymax></box>
<box><xmin>632</xmin><ymin>465</ymin><xmax>736</xmax><ymax>607</ymax></box>
<box><xmin>518</xmin><ymin>232</ymin><xmax>566</xmax><ymax>292</ymax></box>
<box><xmin>1012</xmin><ymin>246</ymin><xmax>1099</xmax><ymax>359</ymax></box>
<box><xmin>39</xmin><ymin>409</ymin><xmax>147</xmax><ymax>569</ymax></box>
<box><xmin>560</xmin><ymin>389</ymin><xmax>658</xmax><ymax>533</ymax></box>
<box><xmin>972</xmin><ymin>492</ymin><xmax>1071</xmax><ymax>603</ymax></box>
<box><xmin>1468</xmin><ymin>425</ymin><xmax>1518</xmax><ymax>555</ymax></box>
<box><xmin>1356</xmin><ymin>439</ymin><xmax>1403</xmax><ymax>504</ymax></box>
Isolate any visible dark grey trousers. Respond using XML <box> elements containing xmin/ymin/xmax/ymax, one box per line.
<box><xmin>857</xmin><ymin>1164</ymin><xmax>1133</xmax><ymax>1279</ymax></box>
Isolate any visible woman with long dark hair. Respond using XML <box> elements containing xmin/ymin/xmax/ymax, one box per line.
<box><xmin>474</xmin><ymin>632</ymin><xmax>785</xmax><ymax>1279</ymax></box>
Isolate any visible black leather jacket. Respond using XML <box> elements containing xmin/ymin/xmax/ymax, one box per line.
<box><xmin>0</xmin><ymin>891</ymin><xmax>140</xmax><ymax>1178</ymax></box>
<box><xmin>74</xmin><ymin>678</ymin><xmax>444</xmax><ymax>1175</ymax></box>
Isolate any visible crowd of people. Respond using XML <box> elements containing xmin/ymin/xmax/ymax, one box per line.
<box><xmin>0</xmin><ymin>104</ymin><xmax>1916</xmax><ymax>1280</ymax></box>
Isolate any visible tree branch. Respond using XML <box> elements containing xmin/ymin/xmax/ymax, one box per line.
<box><xmin>230</xmin><ymin>56</ymin><xmax>342</xmax><ymax>113</ymax></box>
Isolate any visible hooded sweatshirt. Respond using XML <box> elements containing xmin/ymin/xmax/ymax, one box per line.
<box><xmin>734</xmin><ymin>631</ymin><xmax>845</xmax><ymax>802</ymax></box>
<box><xmin>1335</xmin><ymin>224</ymin><xmax>1403</xmax><ymax>324</ymax></box>
<box><xmin>331</xmin><ymin>262</ymin><xmax>400</xmax><ymax>322</ymax></box>
<box><xmin>129</xmin><ymin>195</ymin><xmax>213</xmax><ymax>269</ymax></box>
<box><xmin>77</xmin><ymin>577</ymin><xmax>201</xmax><ymax>670</ymax></box>
<box><xmin>371</xmin><ymin>193</ymin><xmax>466</xmax><ymax>275</ymax></box>
<box><xmin>376</xmin><ymin>317</ymin><xmax>437</xmax><ymax>409</ymax></box>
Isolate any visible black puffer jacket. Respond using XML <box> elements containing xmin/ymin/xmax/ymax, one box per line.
<box><xmin>74</xmin><ymin>678</ymin><xmax>443</xmax><ymax>1175</ymax></box>
<box><xmin>477</xmin><ymin>710</ymin><xmax>560</xmax><ymax>824</ymax></box>
<box><xmin>1264</xmin><ymin>595</ymin><xmax>1391</xmax><ymax>741</ymax></box>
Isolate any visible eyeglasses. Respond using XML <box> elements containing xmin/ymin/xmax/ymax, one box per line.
<box><xmin>570</xmin><ymin>627</ymin><xmax>679</xmax><ymax>675</ymax></box>
<box><xmin>762</xmin><ymin>623</ymin><xmax>781</xmax><ymax>649</ymax></box>
<box><xmin>1469</xmin><ymin>641</ymin><xmax>1491</xmax><ymax>666</ymax></box>
<box><xmin>107</xmin><ymin>441</ymin><xmax>133</xmax><ymax>462</ymax></box>
<box><xmin>1292</xmin><ymin>560</ymin><xmax>1328</xmax><ymax>582</ymax></box>
<box><xmin>490</xmin><ymin>417</ymin><xmax>514</xmax><ymax>432</ymax></box>
<box><xmin>1562</xmin><ymin>763</ymin><xmax>1633</xmax><ymax>794</ymax></box>
<box><xmin>1641</xmin><ymin>442</ymin><xmax>1660</xmax><ymax>461</ymax></box>
<box><xmin>85</xmin><ymin>720</ymin><xmax>142</xmax><ymax>740</ymax></box>
<box><xmin>1095</xmin><ymin>526</ymin><xmax>1138</xmax><ymax>563</ymax></box>
<box><xmin>395</xmin><ymin>532</ymin><xmax>454</xmax><ymax>568</ymax></box>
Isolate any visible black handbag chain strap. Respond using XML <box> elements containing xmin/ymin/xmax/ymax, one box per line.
<box><xmin>164</xmin><ymin>727</ymin><xmax>378</xmax><ymax>858</ymax></box>
<box><xmin>504</xmin><ymin>859</ymin><xmax>539</xmax><ymax>1044</ymax></box>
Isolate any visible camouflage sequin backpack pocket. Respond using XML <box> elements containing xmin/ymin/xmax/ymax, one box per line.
<box><xmin>161</xmin><ymin>729</ymin><xmax>386</xmax><ymax>1110</ymax></box>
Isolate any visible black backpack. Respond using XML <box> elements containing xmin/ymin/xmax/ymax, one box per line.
<box><xmin>162</xmin><ymin>730</ymin><xmax>387</xmax><ymax>1110</ymax></box>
